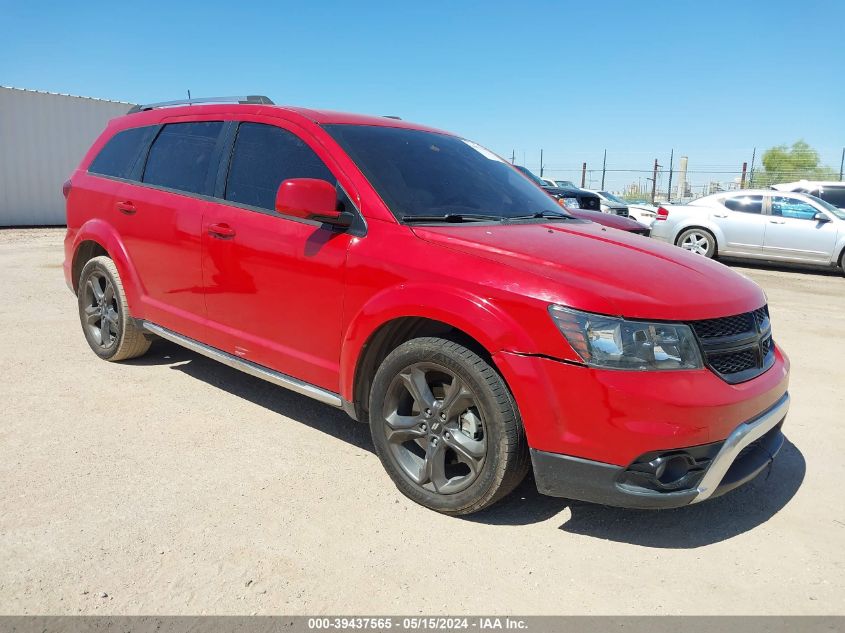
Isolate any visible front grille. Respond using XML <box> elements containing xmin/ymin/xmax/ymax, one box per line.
<box><xmin>689</xmin><ymin>306</ymin><xmax>774</xmax><ymax>384</ymax></box>
<box><xmin>692</xmin><ymin>313</ymin><xmax>754</xmax><ymax>339</ymax></box>
<box><xmin>709</xmin><ymin>348</ymin><xmax>757</xmax><ymax>374</ymax></box>
<box><xmin>581</xmin><ymin>197</ymin><xmax>601</xmax><ymax>210</ymax></box>
<box><xmin>615</xmin><ymin>207</ymin><xmax>630</xmax><ymax>218</ymax></box>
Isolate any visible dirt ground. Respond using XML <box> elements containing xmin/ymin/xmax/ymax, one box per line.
<box><xmin>1</xmin><ymin>227</ymin><xmax>843</xmax><ymax>615</ymax></box>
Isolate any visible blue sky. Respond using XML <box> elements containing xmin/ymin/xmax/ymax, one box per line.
<box><xmin>2</xmin><ymin>0</ymin><xmax>843</xmax><ymax>192</ymax></box>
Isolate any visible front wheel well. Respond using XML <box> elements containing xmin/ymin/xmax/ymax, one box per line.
<box><xmin>351</xmin><ymin>317</ymin><xmax>493</xmax><ymax>422</ymax></box>
<box><xmin>71</xmin><ymin>240</ymin><xmax>109</xmax><ymax>293</ymax></box>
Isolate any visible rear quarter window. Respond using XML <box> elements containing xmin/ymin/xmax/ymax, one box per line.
<box><xmin>88</xmin><ymin>126</ymin><xmax>157</xmax><ymax>179</ymax></box>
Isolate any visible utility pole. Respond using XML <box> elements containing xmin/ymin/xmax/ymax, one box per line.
<box><xmin>650</xmin><ymin>158</ymin><xmax>659</xmax><ymax>204</ymax></box>
<box><xmin>510</xmin><ymin>150</ymin><xmax>515</xmax><ymax>165</ymax></box>
<box><xmin>740</xmin><ymin>162</ymin><xmax>748</xmax><ymax>188</ymax></box>
<box><xmin>581</xmin><ymin>162</ymin><xmax>587</xmax><ymax>188</ymax></box>
<box><xmin>749</xmin><ymin>147</ymin><xmax>756</xmax><ymax>187</ymax></box>
<box><xmin>601</xmin><ymin>150</ymin><xmax>607</xmax><ymax>189</ymax></box>
<box><xmin>840</xmin><ymin>147</ymin><xmax>844</xmax><ymax>181</ymax></box>
<box><xmin>667</xmin><ymin>149</ymin><xmax>674</xmax><ymax>202</ymax></box>
<box><xmin>540</xmin><ymin>149</ymin><xmax>544</xmax><ymax>177</ymax></box>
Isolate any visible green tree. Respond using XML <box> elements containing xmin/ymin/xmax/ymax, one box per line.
<box><xmin>750</xmin><ymin>140</ymin><xmax>838</xmax><ymax>187</ymax></box>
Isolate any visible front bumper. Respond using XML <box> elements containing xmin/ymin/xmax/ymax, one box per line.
<box><xmin>531</xmin><ymin>393</ymin><xmax>789</xmax><ymax>508</ymax></box>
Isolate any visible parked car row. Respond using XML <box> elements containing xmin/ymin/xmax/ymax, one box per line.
<box><xmin>649</xmin><ymin>186</ymin><xmax>845</xmax><ymax>272</ymax></box>
<box><xmin>513</xmin><ymin>167</ymin><xmax>651</xmax><ymax>234</ymax></box>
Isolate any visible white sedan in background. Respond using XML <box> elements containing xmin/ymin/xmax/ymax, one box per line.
<box><xmin>591</xmin><ymin>191</ymin><xmax>658</xmax><ymax>225</ymax></box>
<box><xmin>649</xmin><ymin>189</ymin><xmax>845</xmax><ymax>271</ymax></box>
<box><xmin>626</xmin><ymin>201</ymin><xmax>659</xmax><ymax>225</ymax></box>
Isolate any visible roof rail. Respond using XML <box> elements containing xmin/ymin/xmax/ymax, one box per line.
<box><xmin>127</xmin><ymin>95</ymin><xmax>274</xmax><ymax>114</ymax></box>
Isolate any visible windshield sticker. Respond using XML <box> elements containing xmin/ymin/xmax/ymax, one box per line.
<box><xmin>461</xmin><ymin>139</ymin><xmax>505</xmax><ymax>162</ymax></box>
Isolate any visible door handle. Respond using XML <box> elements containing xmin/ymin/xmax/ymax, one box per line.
<box><xmin>116</xmin><ymin>201</ymin><xmax>136</xmax><ymax>215</ymax></box>
<box><xmin>769</xmin><ymin>219</ymin><xmax>786</xmax><ymax>224</ymax></box>
<box><xmin>208</xmin><ymin>222</ymin><xmax>236</xmax><ymax>239</ymax></box>
<box><xmin>713</xmin><ymin>213</ymin><xmax>728</xmax><ymax>218</ymax></box>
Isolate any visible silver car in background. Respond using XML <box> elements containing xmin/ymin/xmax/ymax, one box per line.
<box><xmin>650</xmin><ymin>189</ymin><xmax>845</xmax><ymax>271</ymax></box>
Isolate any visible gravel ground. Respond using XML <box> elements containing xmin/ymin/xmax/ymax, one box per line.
<box><xmin>1</xmin><ymin>227</ymin><xmax>843</xmax><ymax>615</ymax></box>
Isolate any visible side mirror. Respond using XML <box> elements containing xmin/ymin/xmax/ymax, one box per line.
<box><xmin>275</xmin><ymin>178</ymin><xmax>352</xmax><ymax>227</ymax></box>
<box><xmin>814</xmin><ymin>211</ymin><xmax>831</xmax><ymax>223</ymax></box>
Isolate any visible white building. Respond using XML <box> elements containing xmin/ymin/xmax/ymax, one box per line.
<box><xmin>0</xmin><ymin>86</ymin><xmax>133</xmax><ymax>226</ymax></box>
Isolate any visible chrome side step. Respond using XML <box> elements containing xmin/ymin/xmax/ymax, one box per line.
<box><xmin>142</xmin><ymin>322</ymin><xmax>343</xmax><ymax>408</ymax></box>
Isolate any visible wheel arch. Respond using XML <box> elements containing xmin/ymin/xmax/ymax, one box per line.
<box><xmin>70</xmin><ymin>219</ymin><xmax>144</xmax><ymax>313</ymax></box>
<box><xmin>341</xmin><ymin>286</ymin><xmax>536</xmax><ymax>421</ymax></box>
<box><xmin>836</xmin><ymin>238</ymin><xmax>845</xmax><ymax>268</ymax></box>
<box><xmin>71</xmin><ymin>241</ymin><xmax>109</xmax><ymax>293</ymax></box>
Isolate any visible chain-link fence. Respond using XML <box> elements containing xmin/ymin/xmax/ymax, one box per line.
<box><xmin>519</xmin><ymin>149</ymin><xmax>845</xmax><ymax>204</ymax></box>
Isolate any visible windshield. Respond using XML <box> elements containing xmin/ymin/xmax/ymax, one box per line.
<box><xmin>325</xmin><ymin>125</ymin><xmax>564</xmax><ymax>221</ymax></box>
<box><xmin>807</xmin><ymin>194</ymin><xmax>845</xmax><ymax>220</ymax></box>
<box><xmin>599</xmin><ymin>191</ymin><xmax>626</xmax><ymax>205</ymax></box>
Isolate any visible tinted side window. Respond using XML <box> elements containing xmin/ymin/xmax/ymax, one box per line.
<box><xmin>142</xmin><ymin>122</ymin><xmax>223</xmax><ymax>195</ymax></box>
<box><xmin>225</xmin><ymin>123</ymin><xmax>336</xmax><ymax>211</ymax></box>
<box><xmin>771</xmin><ymin>196</ymin><xmax>818</xmax><ymax>220</ymax></box>
<box><xmin>724</xmin><ymin>195</ymin><xmax>763</xmax><ymax>214</ymax></box>
<box><xmin>88</xmin><ymin>126</ymin><xmax>157</xmax><ymax>179</ymax></box>
<box><xmin>819</xmin><ymin>187</ymin><xmax>845</xmax><ymax>208</ymax></box>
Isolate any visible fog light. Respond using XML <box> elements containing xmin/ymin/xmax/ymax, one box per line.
<box><xmin>621</xmin><ymin>448</ymin><xmax>716</xmax><ymax>493</ymax></box>
<box><xmin>657</xmin><ymin>455</ymin><xmax>694</xmax><ymax>485</ymax></box>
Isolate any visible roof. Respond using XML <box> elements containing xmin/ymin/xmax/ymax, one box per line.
<box><xmin>772</xmin><ymin>181</ymin><xmax>845</xmax><ymax>190</ymax></box>
<box><xmin>278</xmin><ymin>106</ymin><xmax>451</xmax><ymax>133</ymax></box>
<box><xmin>0</xmin><ymin>85</ymin><xmax>134</xmax><ymax>106</ymax></box>
<box><xmin>120</xmin><ymin>101</ymin><xmax>452</xmax><ymax>135</ymax></box>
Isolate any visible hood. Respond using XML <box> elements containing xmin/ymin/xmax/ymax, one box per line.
<box><xmin>567</xmin><ymin>208</ymin><xmax>644</xmax><ymax>231</ymax></box>
<box><xmin>411</xmin><ymin>222</ymin><xmax>765</xmax><ymax>321</ymax></box>
<box><xmin>601</xmin><ymin>201</ymin><xmax>628</xmax><ymax>210</ymax></box>
<box><xmin>543</xmin><ymin>185</ymin><xmax>597</xmax><ymax>198</ymax></box>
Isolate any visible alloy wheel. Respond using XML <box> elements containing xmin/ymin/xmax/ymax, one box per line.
<box><xmin>680</xmin><ymin>232</ymin><xmax>711</xmax><ymax>256</ymax></box>
<box><xmin>382</xmin><ymin>363</ymin><xmax>487</xmax><ymax>495</ymax></box>
<box><xmin>82</xmin><ymin>271</ymin><xmax>119</xmax><ymax>348</ymax></box>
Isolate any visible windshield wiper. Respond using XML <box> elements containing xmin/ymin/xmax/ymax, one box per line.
<box><xmin>506</xmin><ymin>210</ymin><xmax>575</xmax><ymax>221</ymax></box>
<box><xmin>402</xmin><ymin>213</ymin><xmax>502</xmax><ymax>223</ymax></box>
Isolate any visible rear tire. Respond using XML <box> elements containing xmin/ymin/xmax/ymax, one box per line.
<box><xmin>77</xmin><ymin>256</ymin><xmax>151</xmax><ymax>361</ymax></box>
<box><xmin>676</xmin><ymin>227</ymin><xmax>717</xmax><ymax>258</ymax></box>
<box><xmin>369</xmin><ymin>337</ymin><xmax>529</xmax><ymax>515</ymax></box>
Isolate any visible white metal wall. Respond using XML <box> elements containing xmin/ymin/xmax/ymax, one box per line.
<box><xmin>0</xmin><ymin>87</ymin><xmax>134</xmax><ymax>226</ymax></box>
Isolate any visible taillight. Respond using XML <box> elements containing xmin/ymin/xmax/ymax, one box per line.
<box><xmin>62</xmin><ymin>179</ymin><xmax>72</xmax><ymax>199</ymax></box>
<box><xmin>656</xmin><ymin>206</ymin><xmax>669</xmax><ymax>221</ymax></box>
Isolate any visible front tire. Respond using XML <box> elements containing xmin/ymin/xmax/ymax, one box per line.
<box><xmin>77</xmin><ymin>256</ymin><xmax>151</xmax><ymax>361</ymax></box>
<box><xmin>676</xmin><ymin>227</ymin><xmax>717</xmax><ymax>258</ymax></box>
<box><xmin>369</xmin><ymin>337</ymin><xmax>529</xmax><ymax>515</ymax></box>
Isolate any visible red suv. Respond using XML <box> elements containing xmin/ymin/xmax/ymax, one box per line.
<box><xmin>63</xmin><ymin>96</ymin><xmax>790</xmax><ymax>515</ymax></box>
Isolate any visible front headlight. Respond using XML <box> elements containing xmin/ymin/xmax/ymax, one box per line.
<box><xmin>548</xmin><ymin>305</ymin><xmax>703</xmax><ymax>370</ymax></box>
